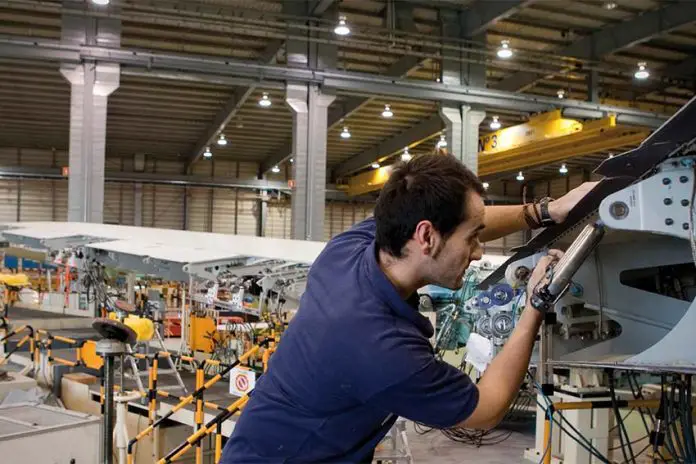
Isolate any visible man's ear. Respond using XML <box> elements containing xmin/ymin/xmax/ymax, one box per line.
<box><xmin>413</xmin><ymin>220</ymin><xmax>437</xmax><ymax>256</ymax></box>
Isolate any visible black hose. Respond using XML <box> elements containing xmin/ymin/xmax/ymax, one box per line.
<box><xmin>682</xmin><ymin>376</ymin><xmax>696</xmax><ymax>462</ymax></box>
<box><xmin>610</xmin><ymin>371</ymin><xmax>636</xmax><ymax>464</ymax></box>
<box><xmin>535</xmin><ymin>400</ymin><xmax>610</xmax><ymax>464</ymax></box>
<box><xmin>667</xmin><ymin>378</ymin><xmax>685</xmax><ymax>462</ymax></box>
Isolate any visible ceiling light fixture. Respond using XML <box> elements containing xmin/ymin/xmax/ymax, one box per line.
<box><xmin>271</xmin><ymin>165</ymin><xmax>280</xmax><ymax>173</ymax></box>
<box><xmin>497</xmin><ymin>40</ymin><xmax>513</xmax><ymax>59</ymax></box>
<box><xmin>557</xmin><ymin>89</ymin><xmax>566</xmax><ymax>99</ymax></box>
<box><xmin>401</xmin><ymin>147</ymin><xmax>412</xmax><ymax>162</ymax></box>
<box><xmin>334</xmin><ymin>16</ymin><xmax>351</xmax><ymax>36</ymax></box>
<box><xmin>482</xmin><ymin>182</ymin><xmax>490</xmax><ymax>190</ymax></box>
<box><xmin>608</xmin><ymin>153</ymin><xmax>615</xmax><ymax>159</ymax></box>
<box><xmin>259</xmin><ymin>92</ymin><xmax>272</xmax><ymax>107</ymax></box>
<box><xmin>634</xmin><ymin>62</ymin><xmax>649</xmax><ymax>80</ymax></box>
<box><xmin>604</xmin><ymin>1</ymin><xmax>617</xmax><ymax>10</ymax></box>
<box><xmin>559</xmin><ymin>163</ymin><xmax>568</xmax><ymax>174</ymax></box>
<box><xmin>516</xmin><ymin>171</ymin><xmax>525</xmax><ymax>182</ymax></box>
<box><xmin>382</xmin><ymin>104</ymin><xmax>393</xmax><ymax>118</ymax></box>
<box><xmin>436</xmin><ymin>134</ymin><xmax>447</xmax><ymax>149</ymax></box>
<box><xmin>341</xmin><ymin>126</ymin><xmax>351</xmax><ymax>139</ymax></box>
<box><xmin>490</xmin><ymin>116</ymin><xmax>501</xmax><ymax>130</ymax></box>
<box><xmin>217</xmin><ymin>134</ymin><xmax>227</xmax><ymax>146</ymax></box>
<box><xmin>371</xmin><ymin>162</ymin><xmax>380</xmax><ymax>169</ymax></box>
<box><xmin>203</xmin><ymin>147</ymin><xmax>212</xmax><ymax>159</ymax></box>
<box><xmin>91</xmin><ymin>0</ymin><xmax>109</xmax><ymax>5</ymax></box>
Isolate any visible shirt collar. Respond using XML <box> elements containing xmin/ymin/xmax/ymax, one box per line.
<box><xmin>364</xmin><ymin>241</ymin><xmax>434</xmax><ymax>338</ymax></box>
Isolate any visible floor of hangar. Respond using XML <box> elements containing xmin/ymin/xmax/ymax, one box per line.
<box><xmin>405</xmin><ymin>421</ymin><xmax>535</xmax><ymax>464</ymax></box>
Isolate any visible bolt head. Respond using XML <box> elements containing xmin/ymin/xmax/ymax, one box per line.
<box><xmin>683</xmin><ymin>199</ymin><xmax>690</xmax><ymax>207</ymax></box>
<box><xmin>666</xmin><ymin>218</ymin><xmax>674</xmax><ymax>226</ymax></box>
<box><xmin>664</xmin><ymin>198</ymin><xmax>673</xmax><ymax>205</ymax></box>
<box><xmin>663</xmin><ymin>178</ymin><xmax>672</xmax><ymax>185</ymax></box>
<box><xmin>684</xmin><ymin>223</ymin><xmax>690</xmax><ymax>230</ymax></box>
<box><xmin>680</xmin><ymin>176</ymin><xmax>689</xmax><ymax>183</ymax></box>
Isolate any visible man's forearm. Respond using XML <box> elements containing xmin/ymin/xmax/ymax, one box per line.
<box><xmin>480</xmin><ymin>205</ymin><xmax>534</xmax><ymax>243</ymax></box>
<box><xmin>460</xmin><ymin>307</ymin><xmax>542</xmax><ymax>429</ymax></box>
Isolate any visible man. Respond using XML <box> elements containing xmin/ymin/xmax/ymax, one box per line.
<box><xmin>223</xmin><ymin>154</ymin><xmax>595</xmax><ymax>463</ymax></box>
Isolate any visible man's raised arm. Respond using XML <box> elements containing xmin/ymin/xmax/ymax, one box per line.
<box><xmin>479</xmin><ymin>182</ymin><xmax>597</xmax><ymax>243</ymax></box>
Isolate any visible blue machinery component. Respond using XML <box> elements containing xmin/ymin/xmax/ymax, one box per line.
<box><xmin>421</xmin><ymin>268</ymin><xmax>524</xmax><ymax>354</ymax></box>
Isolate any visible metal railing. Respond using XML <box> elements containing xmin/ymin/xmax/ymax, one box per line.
<box><xmin>158</xmin><ymin>337</ymin><xmax>277</xmax><ymax>464</ymax></box>
<box><xmin>127</xmin><ymin>336</ymin><xmax>274</xmax><ymax>464</ymax></box>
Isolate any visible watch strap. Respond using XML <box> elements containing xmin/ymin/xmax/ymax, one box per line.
<box><xmin>539</xmin><ymin>197</ymin><xmax>555</xmax><ymax>227</ymax></box>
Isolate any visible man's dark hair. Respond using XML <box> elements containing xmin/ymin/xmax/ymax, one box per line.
<box><xmin>374</xmin><ymin>154</ymin><xmax>485</xmax><ymax>258</ymax></box>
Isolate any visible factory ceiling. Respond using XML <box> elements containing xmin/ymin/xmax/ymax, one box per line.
<box><xmin>0</xmin><ymin>0</ymin><xmax>694</xmax><ymax>184</ymax></box>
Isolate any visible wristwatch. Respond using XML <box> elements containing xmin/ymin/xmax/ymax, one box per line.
<box><xmin>538</xmin><ymin>197</ymin><xmax>555</xmax><ymax>227</ymax></box>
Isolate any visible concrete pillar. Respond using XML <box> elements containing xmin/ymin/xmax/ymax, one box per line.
<box><xmin>439</xmin><ymin>9</ymin><xmax>486</xmax><ymax>174</ymax></box>
<box><xmin>284</xmin><ymin>0</ymin><xmax>337</xmax><ymax>241</ymax></box>
<box><xmin>133</xmin><ymin>154</ymin><xmax>145</xmax><ymax>226</ymax></box>
<box><xmin>287</xmin><ymin>84</ymin><xmax>335</xmax><ymax>241</ymax></box>
<box><xmin>440</xmin><ymin>105</ymin><xmax>486</xmax><ymax>174</ymax></box>
<box><xmin>60</xmin><ymin>4</ymin><xmax>120</xmax><ymax>223</ymax></box>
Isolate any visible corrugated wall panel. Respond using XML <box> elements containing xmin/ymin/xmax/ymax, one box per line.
<box><xmin>191</xmin><ymin>161</ymin><xmax>214</xmax><ymax>176</ymax></box>
<box><xmin>213</xmin><ymin>160</ymin><xmax>237</xmax><ymax>178</ymax></box>
<box><xmin>550</xmin><ymin>178</ymin><xmax>568</xmax><ymax>198</ymax></box>
<box><xmin>19</xmin><ymin>180</ymin><xmax>53</xmax><ymax>221</ymax></box>
<box><xmin>323</xmin><ymin>203</ymin><xmax>332</xmax><ymax>241</ymax></box>
<box><xmin>569</xmin><ymin>173</ymin><xmax>584</xmax><ymax>190</ymax></box>
<box><xmin>155</xmin><ymin>160</ymin><xmax>185</xmax><ymax>175</ymax></box>
<box><xmin>237</xmin><ymin>190</ymin><xmax>258</xmax><ymax>236</ymax></box>
<box><xmin>238</xmin><ymin>162</ymin><xmax>258</xmax><ymax>179</ymax></box>
<box><xmin>142</xmin><ymin>185</ymin><xmax>155</xmax><ymax>227</ymax></box>
<box><xmin>266</xmin><ymin>202</ymin><xmax>291</xmax><ymax>238</ymax></box>
<box><xmin>152</xmin><ymin>185</ymin><xmax>185</xmax><ymax>230</ymax></box>
<box><xmin>331</xmin><ymin>202</ymin><xmax>346</xmax><ymax>238</ymax></box>
<box><xmin>54</xmin><ymin>180</ymin><xmax>68</xmax><ymax>221</ymax></box>
<box><xmin>0</xmin><ymin>148</ymin><xmax>19</xmax><ymax>165</ymax></box>
<box><xmin>19</xmin><ymin>149</ymin><xmax>55</xmax><ymax>167</ymax></box>
<box><xmin>0</xmin><ymin>180</ymin><xmax>18</xmax><ymax>222</ymax></box>
<box><xmin>104</xmin><ymin>182</ymin><xmax>123</xmax><ymax>225</ymax></box>
<box><xmin>120</xmin><ymin>184</ymin><xmax>135</xmax><ymax>226</ymax></box>
<box><xmin>534</xmin><ymin>182</ymin><xmax>550</xmax><ymax>198</ymax></box>
<box><xmin>212</xmin><ymin>188</ymin><xmax>237</xmax><ymax>234</ymax></box>
<box><xmin>187</xmin><ymin>187</ymin><xmax>212</xmax><ymax>232</ymax></box>
<box><xmin>105</xmin><ymin>158</ymin><xmax>123</xmax><ymax>171</ymax></box>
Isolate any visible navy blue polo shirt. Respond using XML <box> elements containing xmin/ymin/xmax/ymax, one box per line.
<box><xmin>222</xmin><ymin>218</ymin><xmax>479</xmax><ymax>463</ymax></box>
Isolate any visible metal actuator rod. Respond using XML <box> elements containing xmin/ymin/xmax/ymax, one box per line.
<box><xmin>530</xmin><ymin>222</ymin><xmax>606</xmax><ymax>312</ymax></box>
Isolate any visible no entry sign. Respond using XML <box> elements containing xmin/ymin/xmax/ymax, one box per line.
<box><xmin>229</xmin><ymin>367</ymin><xmax>256</xmax><ymax>396</ymax></box>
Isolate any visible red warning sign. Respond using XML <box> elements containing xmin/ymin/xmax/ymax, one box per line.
<box><xmin>229</xmin><ymin>366</ymin><xmax>256</xmax><ymax>396</ymax></box>
<box><xmin>235</xmin><ymin>373</ymin><xmax>249</xmax><ymax>392</ymax></box>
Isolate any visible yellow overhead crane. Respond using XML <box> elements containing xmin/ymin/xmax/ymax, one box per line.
<box><xmin>344</xmin><ymin>109</ymin><xmax>650</xmax><ymax>196</ymax></box>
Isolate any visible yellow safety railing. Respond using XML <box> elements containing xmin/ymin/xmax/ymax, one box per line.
<box><xmin>127</xmin><ymin>337</ymin><xmax>274</xmax><ymax>464</ymax></box>
<box><xmin>0</xmin><ymin>323</ymin><xmax>34</xmax><ymax>366</ymax></box>
<box><xmin>157</xmin><ymin>334</ymin><xmax>278</xmax><ymax>463</ymax></box>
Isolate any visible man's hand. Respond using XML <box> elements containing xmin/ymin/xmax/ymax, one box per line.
<box><xmin>526</xmin><ymin>249</ymin><xmax>564</xmax><ymax>307</ymax></box>
<box><xmin>548</xmin><ymin>182</ymin><xmax>598</xmax><ymax>224</ymax></box>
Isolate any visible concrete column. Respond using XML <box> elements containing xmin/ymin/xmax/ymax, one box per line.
<box><xmin>440</xmin><ymin>105</ymin><xmax>486</xmax><ymax>174</ymax></box>
<box><xmin>60</xmin><ymin>4</ymin><xmax>120</xmax><ymax>223</ymax></box>
<box><xmin>283</xmin><ymin>0</ymin><xmax>337</xmax><ymax>241</ymax></box>
<box><xmin>439</xmin><ymin>9</ymin><xmax>486</xmax><ymax>174</ymax></box>
<box><xmin>133</xmin><ymin>154</ymin><xmax>145</xmax><ymax>226</ymax></box>
<box><xmin>287</xmin><ymin>84</ymin><xmax>335</xmax><ymax>241</ymax></box>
